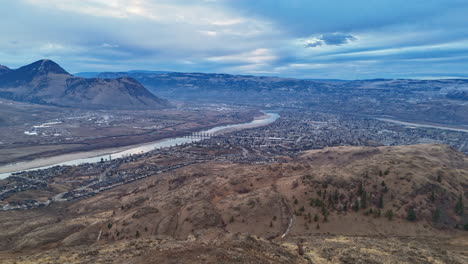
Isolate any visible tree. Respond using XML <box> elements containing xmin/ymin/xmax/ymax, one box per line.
<box><xmin>333</xmin><ymin>190</ymin><xmax>339</xmax><ymax>203</ymax></box>
<box><xmin>314</xmin><ymin>214</ymin><xmax>318</xmax><ymax>222</ymax></box>
<box><xmin>230</xmin><ymin>216</ymin><xmax>235</xmax><ymax>223</ymax></box>
<box><xmin>358</xmin><ymin>182</ymin><xmax>364</xmax><ymax>196</ymax></box>
<box><xmin>407</xmin><ymin>207</ymin><xmax>416</xmax><ymax>222</ymax></box>
<box><xmin>430</xmin><ymin>190</ymin><xmax>435</xmax><ymax>203</ymax></box>
<box><xmin>353</xmin><ymin>200</ymin><xmax>359</xmax><ymax>211</ymax></box>
<box><xmin>464</xmin><ymin>223</ymin><xmax>468</xmax><ymax>231</ymax></box>
<box><xmin>107</xmin><ymin>223</ymin><xmax>113</xmax><ymax>229</ymax></box>
<box><xmin>136</xmin><ymin>230</ymin><xmax>140</xmax><ymax>238</ymax></box>
<box><xmin>455</xmin><ymin>194</ymin><xmax>464</xmax><ymax>216</ymax></box>
<box><xmin>378</xmin><ymin>194</ymin><xmax>384</xmax><ymax>209</ymax></box>
<box><xmin>385</xmin><ymin>209</ymin><xmax>394</xmax><ymax>221</ymax></box>
<box><xmin>321</xmin><ymin>204</ymin><xmax>328</xmax><ymax>216</ymax></box>
<box><xmin>437</xmin><ymin>173</ymin><xmax>442</xmax><ymax>183</ymax></box>
<box><xmin>361</xmin><ymin>191</ymin><xmax>367</xmax><ymax>209</ymax></box>
<box><xmin>433</xmin><ymin>208</ymin><xmax>440</xmax><ymax>222</ymax></box>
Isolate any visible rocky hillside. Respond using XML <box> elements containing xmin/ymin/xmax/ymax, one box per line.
<box><xmin>0</xmin><ymin>60</ymin><xmax>170</xmax><ymax>109</ymax></box>
<box><xmin>0</xmin><ymin>144</ymin><xmax>466</xmax><ymax>263</ymax></box>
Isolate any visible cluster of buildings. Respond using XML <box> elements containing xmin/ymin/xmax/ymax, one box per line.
<box><xmin>1</xmin><ymin>108</ymin><xmax>467</xmax><ymax>210</ymax></box>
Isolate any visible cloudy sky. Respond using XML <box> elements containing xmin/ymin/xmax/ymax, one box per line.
<box><xmin>2</xmin><ymin>0</ymin><xmax>468</xmax><ymax>79</ymax></box>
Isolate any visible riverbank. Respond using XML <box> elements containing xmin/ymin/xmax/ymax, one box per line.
<box><xmin>0</xmin><ymin>112</ymin><xmax>280</xmax><ymax>178</ymax></box>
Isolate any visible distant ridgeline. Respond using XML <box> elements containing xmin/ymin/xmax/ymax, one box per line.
<box><xmin>74</xmin><ymin>70</ymin><xmax>468</xmax><ymax>126</ymax></box>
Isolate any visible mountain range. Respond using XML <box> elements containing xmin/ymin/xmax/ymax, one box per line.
<box><xmin>76</xmin><ymin>70</ymin><xmax>468</xmax><ymax>126</ymax></box>
<box><xmin>0</xmin><ymin>60</ymin><xmax>169</xmax><ymax>109</ymax></box>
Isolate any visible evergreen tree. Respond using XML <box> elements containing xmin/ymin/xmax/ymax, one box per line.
<box><xmin>385</xmin><ymin>209</ymin><xmax>394</xmax><ymax>220</ymax></box>
<box><xmin>353</xmin><ymin>200</ymin><xmax>359</xmax><ymax>211</ymax></box>
<box><xmin>407</xmin><ymin>207</ymin><xmax>416</xmax><ymax>222</ymax></box>
<box><xmin>378</xmin><ymin>194</ymin><xmax>384</xmax><ymax>209</ymax></box>
<box><xmin>433</xmin><ymin>208</ymin><xmax>440</xmax><ymax>222</ymax></box>
<box><xmin>437</xmin><ymin>173</ymin><xmax>442</xmax><ymax>183</ymax></box>
<box><xmin>358</xmin><ymin>182</ymin><xmax>364</xmax><ymax>196</ymax></box>
<box><xmin>455</xmin><ymin>194</ymin><xmax>464</xmax><ymax>216</ymax></box>
<box><xmin>361</xmin><ymin>191</ymin><xmax>367</xmax><ymax>209</ymax></box>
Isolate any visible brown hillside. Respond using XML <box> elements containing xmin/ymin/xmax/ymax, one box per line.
<box><xmin>0</xmin><ymin>144</ymin><xmax>467</xmax><ymax>263</ymax></box>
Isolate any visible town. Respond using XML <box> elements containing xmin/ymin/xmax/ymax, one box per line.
<box><xmin>1</xmin><ymin>108</ymin><xmax>467</xmax><ymax>210</ymax></box>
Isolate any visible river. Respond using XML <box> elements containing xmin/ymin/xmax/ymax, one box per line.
<box><xmin>0</xmin><ymin>112</ymin><xmax>280</xmax><ymax>179</ymax></box>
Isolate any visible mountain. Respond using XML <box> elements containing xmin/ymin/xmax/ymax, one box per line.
<box><xmin>0</xmin><ymin>60</ymin><xmax>170</xmax><ymax>109</ymax></box>
<box><xmin>75</xmin><ymin>70</ymin><xmax>468</xmax><ymax>126</ymax></box>
<box><xmin>447</xmin><ymin>90</ymin><xmax>468</xmax><ymax>100</ymax></box>
<box><xmin>0</xmin><ymin>65</ymin><xmax>10</xmax><ymax>75</ymax></box>
<box><xmin>0</xmin><ymin>144</ymin><xmax>467</xmax><ymax>262</ymax></box>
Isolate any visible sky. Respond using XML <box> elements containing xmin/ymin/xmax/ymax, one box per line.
<box><xmin>1</xmin><ymin>0</ymin><xmax>468</xmax><ymax>79</ymax></box>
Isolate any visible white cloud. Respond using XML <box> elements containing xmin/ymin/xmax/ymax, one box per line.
<box><xmin>207</xmin><ymin>48</ymin><xmax>277</xmax><ymax>64</ymax></box>
<box><xmin>99</xmin><ymin>43</ymin><xmax>119</xmax><ymax>48</ymax></box>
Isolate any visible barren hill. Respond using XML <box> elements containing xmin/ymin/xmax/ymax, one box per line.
<box><xmin>0</xmin><ymin>144</ymin><xmax>467</xmax><ymax>263</ymax></box>
<box><xmin>0</xmin><ymin>60</ymin><xmax>170</xmax><ymax>109</ymax></box>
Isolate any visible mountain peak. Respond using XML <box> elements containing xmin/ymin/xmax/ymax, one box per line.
<box><xmin>0</xmin><ymin>65</ymin><xmax>10</xmax><ymax>75</ymax></box>
<box><xmin>0</xmin><ymin>60</ymin><xmax>170</xmax><ymax>109</ymax></box>
<box><xmin>24</xmin><ymin>59</ymin><xmax>69</xmax><ymax>75</ymax></box>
